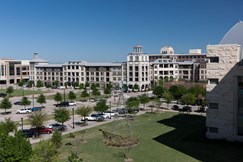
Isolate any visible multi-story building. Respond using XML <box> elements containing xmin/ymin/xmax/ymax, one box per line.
<box><xmin>29</xmin><ymin>52</ymin><xmax>48</xmax><ymax>85</ymax></box>
<box><xmin>0</xmin><ymin>46</ymin><xmax>207</xmax><ymax>89</ymax></box>
<box><xmin>0</xmin><ymin>59</ymin><xmax>30</xmax><ymax>84</ymax></box>
<box><xmin>35</xmin><ymin>60</ymin><xmax>123</xmax><ymax>88</ymax></box>
<box><xmin>35</xmin><ymin>64</ymin><xmax>63</xmax><ymax>85</ymax></box>
<box><xmin>63</xmin><ymin>61</ymin><xmax>123</xmax><ymax>88</ymax></box>
<box><xmin>151</xmin><ymin>59</ymin><xmax>179</xmax><ymax>83</ymax></box>
<box><xmin>148</xmin><ymin>46</ymin><xmax>206</xmax><ymax>82</ymax></box>
<box><xmin>126</xmin><ymin>45</ymin><xmax>150</xmax><ymax>91</ymax></box>
<box><xmin>206</xmin><ymin>21</ymin><xmax>243</xmax><ymax>142</ymax></box>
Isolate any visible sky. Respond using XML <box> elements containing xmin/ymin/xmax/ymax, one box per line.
<box><xmin>0</xmin><ymin>0</ymin><xmax>242</xmax><ymax>63</ymax></box>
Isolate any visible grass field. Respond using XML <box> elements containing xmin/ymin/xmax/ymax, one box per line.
<box><xmin>55</xmin><ymin>112</ymin><xmax>243</xmax><ymax>162</ymax></box>
<box><xmin>0</xmin><ymin>88</ymin><xmax>48</xmax><ymax>97</ymax></box>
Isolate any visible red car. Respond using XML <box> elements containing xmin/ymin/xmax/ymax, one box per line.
<box><xmin>30</xmin><ymin>126</ymin><xmax>53</xmax><ymax>134</ymax></box>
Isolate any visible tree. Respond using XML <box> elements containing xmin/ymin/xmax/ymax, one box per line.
<box><xmin>76</xmin><ymin>106</ymin><xmax>92</xmax><ymax>125</ymax></box>
<box><xmin>138</xmin><ymin>94</ymin><xmax>150</xmax><ymax>110</ymax></box>
<box><xmin>104</xmin><ymin>87</ymin><xmax>112</xmax><ymax>97</ymax></box>
<box><xmin>169</xmin><ymin>85</ymin><xmax>187</xmax><ymax>100</ymax></box>
<box><xmin>76</xmin><ymin>106</ymin><xmax>92</xmax><ymax>117</ymax></box>
<box><xmin>181</xmin><ymin>93</ymin><xmax>196</xmax><ymax>105</ymax></box>
<box><xmin>6</xmin><ymin>86</ymin><xmax>14</xmax><ymax>97</ymax></box>
<box><xmin>28</xmin><ymin>111</ymin><xmax>47</xmax><ymax>128</ymax></box>
<box><xmin>27</xmin><ymin>81</ymin><xmax>34</xmax><ymax>88</ymax></box>
<box><xmin>85</xmin><ymin>82</ymin><xmax>89</xmax><ymax>89</ymax></box>
<box><xmin>79</xmin><ymin>83</ymin><xmax>84</xmax><ymax>90</ymax></box>
<box><xmin>0</xmin><ymin>97</ymin><xmax>12</xmax><ymax>113</ymax></box>
<box><xmin>53</xmin><ymin>108</ymin><xmax>70</xmax><ymax>125</ymax></box>
<box><xmin>91</xmin><ymin>83</ymin><xmax>97</xmax><ymax>91</ymax></box>
<box><xmin>152</xmin><ymin>86</ymin><xmax>165</xmax><ymax>98</ymax></box>
<box><xmin>45</xmin><ymin>82</ymin><xmax>52</xmax><ymax>88</ymax></box>
<box><xmin>73</xmin><ymin>82</ymin><xmax>79</xmax><ymax>89</ymax></box>
<box><xmin>126</xmin><ymin>97</ymin><xmax>139</xmax><ymax>114</ymax></box>
<box><xmin>37</xmin><ymin>94</ymin><xmax>46</xmax><ymax>107</ymax></box>
<box><xmin>92</xmin><ymin>87</ymin><xmax>100</xmax><ymax>99</ymax></box>
<box><xmin>36</xmin><ymin>80</ymin><xmax>44</xmax><ymax>88</ymax></box>
<box><xmin>80</xmin><ymin>90</ymin><xmax>89</xmax><ymax>101</ymax></box>
<box><xmin>188</xmin><ymin>84</ymin><xmax>206</xmax><ymax>98</ymax></box>
<box><xmin>68</xmin><ymin>91</ymin><xmax>76</xmax><ymax>101</ymax></box>
<box><xmin>18</xmin><ymin>79</ymin><xmax>25</xmax><ymax>87</ymax></box>
<box><xmin>0</xmin><ymin>118</ymin><xmax>17</xmax><ymax>135</ymax></box>
<box><xmin>163</xmin><ymin>92</ymin><xmax>173</xmax><ymax>109</ymax></box>
<box><xmin>0</xmin><ymin>131</ymin><xmax>32</xmax><ymax>162</ymax></box>
<box><xmin>122</xmin><ymin>84</ymin><xmax>128</xmax><ymax>92</ymax></box>
<box><xmin>54</xmin><ymin>92</ymin><xmax>63</xmax><ymax>104</ymax></box>
<box><xmin>93</xmin><ymin>99</ymin><xmax>108</xmax><ymax>113</ymax></box>
<box><xmin>30</xmin><ymin>141</ymin><xmax>58</xmax><ymax>162</ymax></box>
<box><xmin>53</xmin><ymin>80</ymin><xmax>60</xmax><ymax>88</ymax></box>
<box><xmin>21</xmin><ymin>96</ymin><xmax>31</xmax><ymax>108</ymax></box>
<box><xmin>133</xmin><ymin>84</ymin><xmax>139</xmax><ymax>92</ymax></box>
<box><xmin>51</xmin><ymin>130</ymin><xmax>62</xmax><ymax>148</ymax></box>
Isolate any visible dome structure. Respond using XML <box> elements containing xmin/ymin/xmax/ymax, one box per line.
<box><xmin>220</xmin><ymin>21</ymin><xmax>243</xmax><ymax>59</ymax></box>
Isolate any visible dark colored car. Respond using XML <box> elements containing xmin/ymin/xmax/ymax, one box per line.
<box><xmin>180</xmin><ymin>106</ymin><xmax>192</xmax><ymax>112</ymax></box>
<box><xmin>114</xmin><ymin>108</ymin><xmax>128</xmax><ymax>114</ymax></box>
<box><xmin>48</xmin><ymin>123</ymin><xmax>67</xmax><ymax>131</ymax></box>
<box><xmin>30</xmin><ymin>126</ymin><xmax>53</xmax><ymax>134</ymax></box>
<box><xmin>171</xmin><ymin>105</ymin><xmax>179</xmax><ymax>111</ymax></box>
<box><xmin>0</xmin><ymin>93</ymin><xmax>7</xmax><ymax>97</ymax></box>
<box><xmin>22</xmin><ymin>129</ymin><xmax>39</xmax><ymax>138</ymax></box>
<box><xmin>14</xmin><ymin>101</ymin><xmax>22</xmax><ymax>105</ymax></box>
<box><xmin>56</xmin><ymin>102</ymin><xmax>69</xmax><ymax>107</ymax></box>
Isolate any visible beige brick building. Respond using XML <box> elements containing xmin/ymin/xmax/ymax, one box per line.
<box><xmin>206</xmin><ymin>21</ymin><xmax>243</xmax><ymax>142</ymax></box>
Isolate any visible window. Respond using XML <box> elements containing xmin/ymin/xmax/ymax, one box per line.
<box><xmin>209</xmin><ymin>57</ymin><xmax>219</xmax><ymax>63</ymax></box>
<box><xmin>208</xmin><ymin>127</ymin><xmax>218</xmax><ymax>133</ymax></box>
<box><xmin>209</xmin><ymin>103</ymin><xmax>219</xmax><ymax>109</ymax></box>
<box><xmin>209</xmin><ymin>79</ymin><xmax>219</xmax><ymax>84</ymax></box>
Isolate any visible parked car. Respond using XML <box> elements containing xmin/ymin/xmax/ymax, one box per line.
<box><xmin>14</xmin><ymin>101</ymin><xmax>22</xmax><ymax>105</ymax></box>
<box><xmin>171</xmin><ymin>105</ymin><xmax>179</xmax><ymax>111</ymax></box>
<box><xmin>114</xmin><ymin>108</ymin><xmax>128</xmax><ymax>115</ymax></box>
<box><xmin>58</xmin><ymin>86</ymin><xmax>65</xmax><ymax>89</ymax></box>
<box><xmin>56</xmin><ymin>102</ymin><xmax>69</xmax><ymax>107</ymax></box>
<box><xmin>180</xmin><ymin>106</ymin><xmax>192</xmax><ymax>112</ymax></box>
<box><xmin>22</xmin><ymin>129</ymin><xmax>39</xmax><ymax>138</ymax></box>
<box><xmin>16</xmin><ymin>108</ymin><xmax>32</xmax><ymax>114</ymax></box>
<box><xmin>30</xmin><ymin>126</ymin><xmax>53</xmax><ymax>134</ymax></box>
<box><xmin>31</xmin><ymin>107</ymin><xmax>42</xmax><ymax>111</ymax></box>
<box><xmin>48</xmin><ymin>123</ymin><xmax>67</xmax><ymax>131</ymax></box>
<box><xmin>99</xmin><ymin>113</ymin><xmax>111</xmax><ymax>119</ymax></box>
<box><xmin>68</xmin><ymin>101</ymin><xmax>77</xmax><ymax>106</ymax></box>
<box><xmin>81</xmin><ymin>113</ymin><xmax>105</xmax><ymax>121</ymax></box>
<box><xmin>103</xmin><ymin>110</ymin><xmax>119</xmax><ymax>117</ymax></box>
<box><xmin>0</xmin><ymin>93</ymin><xmax>7</xmax><ymax>97</ymax></box>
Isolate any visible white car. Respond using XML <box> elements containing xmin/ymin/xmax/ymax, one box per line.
<box><xmin>68</xmin><ymin>101</ymin><xmax>77</xmax><ymax>106</ymax></box>
<box><xmin>16</xmin><ymin>108</ymin><xmax>32</xmax><ymax>114</ymax></box>
<box><xmin>103</xmin><ymin>111</ymin><xmax>119</xmax><ymax>118</ymax></box>
<box><xmin>81</xmin><ymin>113</ymin><xmax>104</xmax><ymax>121</ymax></box>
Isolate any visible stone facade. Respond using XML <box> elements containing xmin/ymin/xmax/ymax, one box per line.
<box><xmin>206</xmin><ymin>44</ymin><xmax>243</xmax><ymax>142</ymax></box>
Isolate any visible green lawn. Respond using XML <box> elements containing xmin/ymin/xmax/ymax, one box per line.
<box><xmin>56</xmin><ymin>112</ymin><xmax>243</xmax><ymax>162</ymax></box>
<box><xmin>0</xmin><ymin>88</ymin><xmax>49</xmax><ymax>97</ymax></box>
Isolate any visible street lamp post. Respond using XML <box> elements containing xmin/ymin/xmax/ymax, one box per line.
<box><xmin>109</xmin><ymin>101</ymin><xmax>111</xmax><ymax>119</ymax></box>
<box><xmin>32</xmin><ymin>81</ymin><xmax>34</xmax><ymax>107</ymax></box>
<box><xmin>21</xmin><ymin>118</ymin><xmax>23</xmax><ymax>131</ymax></box>
<box><xmin>63</xmin><ymin>88</ymin><xmax>66</xmax><ymax>102</ymax></box>
<box><xmin>72</xmin><ymin>108</ymin><xmax>75</xmax><ymax>129</ymax></box>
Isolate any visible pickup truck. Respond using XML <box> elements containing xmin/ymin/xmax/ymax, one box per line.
<box><xmin>16</xmin><ymin>108</ymin><xmax>32</xmax><ymax>114</ymax></box>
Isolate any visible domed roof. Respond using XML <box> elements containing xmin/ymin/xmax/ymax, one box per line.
<box><xmin>30</xmin><ymin>53</ymin><xmax>48</xmax><ymax>63</ymax></box>
<box><xmin>220</xmin><ymin>21</ymin><xmax>243</xmax><ymax>45</ymax></box>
